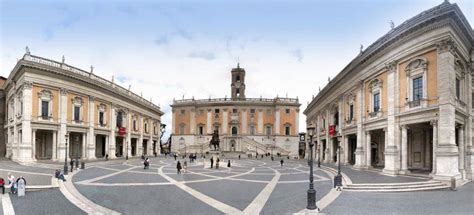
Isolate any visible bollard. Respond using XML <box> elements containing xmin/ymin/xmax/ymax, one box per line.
<box><xmin>450</xmin><ymin>177</ymin><xmax>457</xmax><ymax>191</ymax></box>
<box><xmin>81</xmin><ymin>161</ymin><xmax>85</xmax><ymax>169</ymax></box>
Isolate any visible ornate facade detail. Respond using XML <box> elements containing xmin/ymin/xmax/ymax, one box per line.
<box><xmin>22</xmin><ymin>81</ymin><xmax>33</xmax><ymax>90</ymax></box>
<box><xmin>405</xmin><ymin>57</ymin><xmax>428</xmax><ymax>77</ymax></box>
<box><xmin>436</xmin><ymin>38</ymin><xmax>456</xmax><ymax>55</ymax></box>
<box><xmin>60</xmin><ymin>88</ymin><xmax>68</xmax><ymax>96</ymax></box>
<box><xmin>368</xmin><ymin>78</ymin><xmax>383</xmax><ymax>90</ymax></box>
<box><xmin>38</xmin><ymin>89</ymin><xmax>53</xmax><ymax>100</ymax></box>
<box><xmin>385</xmin><ymin>61</ymin><xmax>398</xmax><ymax>73</ymax></box>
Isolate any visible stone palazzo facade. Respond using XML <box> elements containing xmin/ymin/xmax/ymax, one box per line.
<box><xmin>171</xmin><ymin>64</ymin><xmax>301</xmax><ymax>157</ymax></box>
<box><xmin>304</xmin><ymin>2</ymin><xmax>474</xmax><ymax>185</ymax></box>
<box><xmin>2</xmin><ymin>52</ymin><xmax>163</xmax><ymax>162</ymax></box>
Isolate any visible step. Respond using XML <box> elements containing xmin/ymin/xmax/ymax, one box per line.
<box><xmin>345</xmin><ymin>183</ymin><xmax>445</xmax><ymax>190</ymax></box>
<box><xmin>344</xmin><ymin>185</ymin><xmax>450</xmax><ymax>192</ymax></box>
<box><xmin>347</xmin><ymin>180</ymin><xmax>442</xmax><ymax>187</ymax></box>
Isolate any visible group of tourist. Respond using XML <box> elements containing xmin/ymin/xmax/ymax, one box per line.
<box><xmin>1</xmin><ymin>173</ymin><xmax>27</xmax><ymax>196</ymax></box>
<box><xmin>141</xmin><ymin>155</ymin><xmax>150</xmax><ymax>169</ymax></box>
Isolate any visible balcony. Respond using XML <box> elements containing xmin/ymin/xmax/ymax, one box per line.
<box><xmin>369</xmin><ymin>111</ymin><xmax>380</xmax><ymax>118</ymax></box>
<box><xmin>407</xmin><ymin>100</ymin><xmax>421</xmax><ymax>108</ymax></box>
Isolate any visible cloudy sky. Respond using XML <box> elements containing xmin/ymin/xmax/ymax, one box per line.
<box><xmin>1</xmin><ymin>0</ymin><xmax>473</xmax><ymax>138</ymax></box>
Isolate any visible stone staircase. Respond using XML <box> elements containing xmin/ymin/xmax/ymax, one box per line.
<box><xmin>241</xmin><ymin>137</ymin><xmax>291</xmax><ymax>155</ymax></box>
<box><xmin>344</xmin><ymin>180</ymin><xmax>450</xmax><ymax>192</ymax></box>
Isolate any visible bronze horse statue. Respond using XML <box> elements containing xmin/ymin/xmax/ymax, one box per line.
<box><xmin>209</xmin><ymin>130</ymin><xmax>220</xmax><ymax>151</ymax></box>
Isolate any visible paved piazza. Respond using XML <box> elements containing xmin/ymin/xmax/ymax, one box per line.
<box><xmin>1</xmin><ymin>157</ymin><xmax>474</xmax><ymax>214</ymax></box>
<box><xmin>71</xmin><ymin>157</ymin><xmax>333</xmax><ymax>214</ymax></box>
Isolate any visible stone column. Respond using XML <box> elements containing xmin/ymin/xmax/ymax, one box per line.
<box><xmin>458</xmin><ymin>125</ymin><xmax>465</xmax><ymax>179</ymax></box>
<box><xmin>354</xmin><ymin>81</ymin><xmax>366</xmax><ymax>168</ymax></box>
<box><xmin>190</xmin><ymin>109</ymin><xmax>196</xmax><ymax>134</ymax></box>
<box><xmin>206</xmin><ymin>109</ymin><xmax>212</xmax><ymax>134</ymax></box>
<box><xmin>138</xmin><ymin>115</ymin><xmax>144</xmax><ymax>155</ymax></box>
<box><xmin>466</xmin><ymin>60</ymin><xmax>474</xmax><ymax>180</ymax></box>
<box><xmin>343</xmin><ymin>135</ymin><xmax>349</xmax><ymax>165</ymax></box>
<box><xmin>366</xmin><ymin>131</ymin><xmax>372</xmax><ymax>168</ymax></box>
<box><xmin>52</xmin><ymin>130</ymin><xmax>57</xmax><ymax>161</ymax></box>
<box><xmin>431</xmin><ymin>120</ymin><xmax>438</xmax><ymax>175</ymax></box>
<box><xmin>19</xmin><ymin>82</ymin><xmax>33</xmax><ymax>162</ymax></box>
<box><xmin>31</xmin><ymin>129</ymin><xmax>36</xmax><ymax>160</ymax></box>
<box><xmin>241</xmin><ymin>109</ymin><xmax>247</xmax><ymax>134</ymax></box>
<box><xmin>87</xmin><ymin>96</ymin><xmax>96</xmax><ymax>160</ymax></box>
<box><xmin>58</xmin><ymin>88</ymin><xmax>68</xmax><ymax>161</ymax></box>
<box><xmin>383</xmin><ymin>61</ymin><xmax>400</xmax><ymax>175</ymax></box>
<box><xmin>109</xmin><ymin>107</ymin><xmax>116</xmax><ymax>159</ymax></box>
<box><xmin>81</xmin><ymin>133</ymin><xmax>86</xmax><ymax>159</ymax></box>
<box><xmin>126</xmin><ymin>112</ymin><xmax>131</xmax><ymax>157</ymax></box>
<box><xmin>434</xmin><ymin>38</ymin><xmax>461</xmax><ymax>182</ymax></box>
<box><xmin>275</xmin><ymin>108</ymin><xmax>280</xmax><ymax>135</ymax></box>
<box><xmin>222</xmin><ymin>109</ymin><xmax>228</xmax><ymax>134</ymax></box>
<box><xmin>400</xmin><ymin>125</ymin><xmax>408</xmax><ymax>174</ymax></box>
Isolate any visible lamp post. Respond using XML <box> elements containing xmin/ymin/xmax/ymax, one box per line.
<box><xmin>126</xmin><ymin>141</ymin><xmax>129</xmax><ymax>160</ymax></box>
<box><xmin>271</xmin><ymin>137</ymin><xmax>275</xmax><ymax>161</ymax></box>
<box><xmin>64</xmin><ymin>132</ymin><xmax>70</xmax><ymax>175</ymax></box>
<box><xmin>306</xmin><ymin>123</ymin><xmax>317</xmax><ymax>210</ymax></box>
<box><xmin>334</xmin><ymin>133</ymin><xmax>343</xmax><ymax>190</ymax></box>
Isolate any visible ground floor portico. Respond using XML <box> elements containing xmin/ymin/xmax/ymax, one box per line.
<box><xmin>5</xmin><ymin>123</ymin><xmax>160</xmax><ymax>162</ymax></box>
<box><xmin>312</xmin><ymin>110</ymin><xmax>474</xmax><ymax>186</ymax></box>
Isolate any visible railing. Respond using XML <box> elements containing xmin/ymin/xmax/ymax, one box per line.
<box><xmin>23</xmin><ymin>54</ymin><xmax>161</xmax><ymax>111</ymax></box>
<box><xmin>407</xmin><ymin>100</ymin><xmax>421</xmax><ymax>108</ymax></box>
<box><xmin>174</xmin><ymin>97</ymin><xmax>299</xmax><ymax>105</ymax></box>
<box><xmin>369</xmin><ymin>111</ymin><xmax>379</xmax><ymax>118</ymax></box>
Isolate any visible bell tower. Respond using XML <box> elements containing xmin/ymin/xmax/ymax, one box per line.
<box><xmin>231</xmin><ymin>63</ymin><xmax>246</xmax><ymax>100</ymax></box>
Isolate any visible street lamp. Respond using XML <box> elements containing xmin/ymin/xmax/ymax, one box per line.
<box><xmin>334</xmin><ymin>133</ymin><xmax>343</xmax><ymax>190</ymax></box>
<box><xmin>64</xmin><ymin>132</ymin><xmax>70</xmax><ymax>175</ymax></box>
<box><xmin>271</xmin><ymin>137</ymin><xmax>275</xmax><ymax>161</ymax></box>
<box><xmin>306</xmin><ymin>123</ymin><xmax>317</xmax><ymax>211</ymax></box>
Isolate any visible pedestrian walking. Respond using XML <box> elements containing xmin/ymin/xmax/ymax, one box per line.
<box><xmin>70</xmin><ymin>160</ymin><xmax>74</xmax><ymax>173</ymax></box>
<box><xmin>174</xmin><ymin>154</ymin><xmax>177</xmax><ymax>161</ymax></box>
<box><xmin>280</xmin><ymin>159</ymin><xmax>284</xmax><ymax>167</ymax></box>
<box><xmin>216</xmin><ymin>157</ymin><xmax>220</xmax><ymax>169</ymax></box>
<box><xmin>238</xmin><ymin>154</ymin><xmax>241</xmax><ymax>160</ymax></box>
<box><xmin>177</xmin><ymin>161</ymin><xmax>182</xmax><ymax>174</ymax></box>
<box><xmin>210</xmin><ymin>157</ymin><xmax>214</xmax><ymax>169</ymax></box>
<box><xmin>227</xmin><ymin>160</ymin><xmax>231</xmax><ymax>173</ymax></box>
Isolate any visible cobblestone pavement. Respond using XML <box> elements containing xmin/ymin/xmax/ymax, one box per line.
<box><xmin>325</xmin><ymin>181</ymin><xmax>474</xmax><ymax>214</ymax></box>
<box><xmin>73</xmin><ymin>157</ymin><xmax>333</xmax><ymax>214</ymax></box>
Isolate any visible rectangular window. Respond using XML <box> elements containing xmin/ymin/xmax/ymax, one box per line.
<box><xmin>456</xmin><ymin>78</ymin><xmax>460</xmax><ymax>99</ymax></box>
<box><xmin>41</xmin><ymin>101</ymin><xmax>49</xmax><ymax>119</ymax></box>
<box><xmin>180</xmin><ymin>110</ymin><xmax>185</xmax><ymax>115</ymax></box>
<box><xmin>373</xmin><ymin>93</ymin><xmax>380</xmax><ymax>112</ymax></box>
<box><xmin>145</xmin><ymin>124</ymin><xmax>148</xmax><ymax>133</ymax></box>
<box><xmin>413</xmin><ymin>77</ymin><xmax>423</xmax><ymax>100</ymax></box>
<box><xmin>133</xmin><ymin>120</ymin><xmax>137</xmax><ymax>131</ymax></box>
<box><xmin>117</xmin><ymin>112</ymin><xmax>123</xmax><ymax>128</ymax></box>
<box><xmin>285</xmin><ymin>126</ymin><xmax>291</xmax><ymax>136</ymax></box>
<box><xmin>285</xmin><ymin>108</ymin><xmax>290</xmax><ymax>114</ymax></box>
<box><xmin>99</xmin><ymin>112</ymin><xmax>104</xmax><ymax>125</ymax></box>
<box><xmin>233</xmin><ymin>108</ymin><xmax>237</xmax><ymax>113</ymax></box>
<box><xmin>334</xmin><ymin>112</ymin><xmax>339</xmax><ymax>126</ymax></box>
<box><xmin>349</xmin><ymin>104</ymin><xmax>354</xmax><ymax>121</ymax></box>
<box><xmin>199</xmin><ymin>126</ymin><xmax>204</xmax><ymax>135</ymax></box>
<box><xmin>266</xmin><ymin>126</ymin><xmax>272</xmax><ymax>136</ymax></box>
<box><xmin>74</xmin><ymin>106</ymin><xmax>80</xmax><ymax>121</ymax></box>
<box><xmin>250</xmin><ymin>109</ymin><xmax>255</xmax><ymax>114</ymax></box>
<box><xmin>250</xmin><ymin>125</ymin><xmax>256</xmax><ymax>135</ymax></box>
<box><xmin>214</xmin><ymin>109</ymin><xmax>219</xmax><ymax>114</ymax></box>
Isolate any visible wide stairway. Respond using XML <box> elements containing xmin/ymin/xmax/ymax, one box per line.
<box><xmin>344</xmin><ymin>181</ymin><xmax>449</xmax><ymax>192</ymax></box>
<box><xmin>241</xmin><ymin>137</ymin><xmax>291</xmax><ymax>156</ymax></box>
<box><xmin>322</xmin><ymin>166</ymin><xmax>450</xmax><ymax>192</ymax></box>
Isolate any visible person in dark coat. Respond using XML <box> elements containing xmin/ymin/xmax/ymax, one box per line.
<box><xmin>174</xmin><ymin>154</ymin><xmax>177</xmax><ymax>161</ymax></box>
<box><xmin>280</xmin><ymin>159</ymin><xmax>284</xmax><ymax>166</ymax></box>
<box><xmin>227</xmin><ymin>160</ymin><xmax>231</xmax><ymax>168</ymax></box>
<box><xmin>176</xmin><ymin>161</ymin><xmax>182</xmax><ymax>174</ymax></box>
<box><xmin>238</xmin><ymin>154</ymin><xmax>241</xmax><ymax>160</ymax></box>
<box><xmin>216</xmin><ymin>158</ymin><xmax>220</xmax><ymax>169</ymax></box>
<box><xmin>70</xmin><ymin>160</ymin><xmax>74</xmax><ymax>172</ymax></box>
<box><xmin>210</xmin><ymin>157</ymin><xmax>214</xmax><ymax>169</ymax></box>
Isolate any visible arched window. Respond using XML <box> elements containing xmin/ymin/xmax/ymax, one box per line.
<box><xmin>232</xmin><ymin>126</ymin><xmax>238</xmax><ymax>136</ymax></box>
<box><xmin>98</xmin><ymin>104</ymin><xmax>107</xmax><ymax>126</ymax></box>
<box><xmin>284</xmin><ymin>124</ymin><xmax>291</xmax><ymax>136</ymax></box>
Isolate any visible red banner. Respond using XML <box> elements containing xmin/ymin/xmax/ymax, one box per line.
<box><xmin>118</xmin><ymin>127</ymin><xmax>126</xmax><ymax>136</ymax></box>
<box><xmin>329</xmin><ymin>125</ymin><xmax>335</xmax><ymax>136</ymax></box>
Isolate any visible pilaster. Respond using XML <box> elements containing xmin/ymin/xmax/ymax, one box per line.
<box><xmin>109</xmin><ymin>106</ymin><xmax>116</xmax><ymax>159</ymax></box>
<box><xmin>87</xmin><ymin>96</ymin><xmax>96</xmax><ymax>159</ymax></box>
<box><xmin>383</xmin><ymin>60</ymin><xmax>399</xmax><ymax>175</ymax></box>
<box><xmin>58</xmin><ymin>88</ymin><xmax>68</xmax><ymax>161</ymax></box>
<box><xmin>354</xmin><ymin>81</ymin><xmax>365</xmax><ymax>168</ymax></box>
<box><xmin>18</xmin><ymin>81</ymin><xmax>33</xmax><ymax>162</ymax></box>
<box><xmin>433</xmin><ymin>37</ymin><xmax>461</xmax><ymax>183</ymax></box>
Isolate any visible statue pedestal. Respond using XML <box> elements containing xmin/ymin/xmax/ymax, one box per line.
<box><xmin>209</xmin><ymin>150</ymin><xmax>221</xmax><ymax>160</ymax></box>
